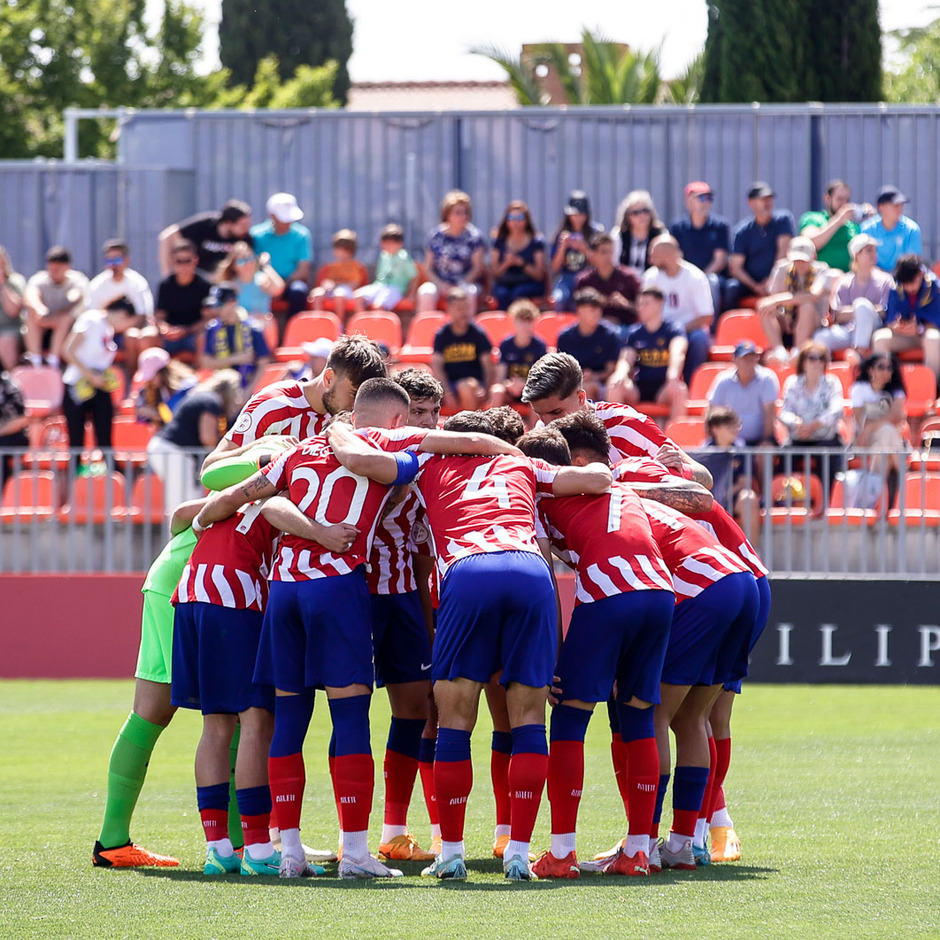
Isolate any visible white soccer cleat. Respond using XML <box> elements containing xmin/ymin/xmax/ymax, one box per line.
<box><xmin>338</xmin><ymin>855</ymin><xmax>403</xmax><ymax>879</ymax></box>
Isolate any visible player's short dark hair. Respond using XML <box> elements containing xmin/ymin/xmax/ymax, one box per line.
<box><xmin>221</xmin><ymin>199</ymin><xmax>251</xmax><ymax>223</ymax></box>
<box><xmin>522</xmin><ymin>352</ymin><xmax>583</xmax><ymax>404</ymax></box>
<box><xmin>354</xmin><ymin>377</ymin><xmax>410</xmax><ymax>412</ymax></box>
<box><xmin>442</xmin><ymin>410</ymin><xmax>490</xmax><ymax>434</ymax></box>
<box><xmin>328</xmin><ymin>334</ymin><xmax>388</xmax><ymax>386</ymax></box>
<box><xmin>894</xmin><ymin>254</ymin><xmax>923</xmax><ymax>286</ymax></box>
<box><xmin>573</xmin><ymin>287</ymin><xmax>604</xmax><ymax>309</ymax></box>
<box><xmin>551</xmin><ymin>411</ymin><xmax>611</xmax><ymax>463</ymax></box>
<box><xmin>45</xmin><ymin>245</ymin><xmax>71</xmax><ymax>264</ymax></box>
<box><xmin>394</xmin><ymin>367</ymin><xmax>443</xmax><ymax>404</ymax></box>
<box><xmin>483</xmin><ymin>406</ymin><xmax>525</xmax><ymax>445</ymax></box>
<box><xmin>172</xmin><ymin>239</ymin><xmax>197</xmax><ymax>256</ymax></box>
<box><xmin>517</xmin><ymin>427</ymin><xmax>571</xmax><ymax>466</ymax></box>
<box><xmin>103</xmin><ymin>239</ymin><xmax>128</xmax><ymax>255</ymax></box>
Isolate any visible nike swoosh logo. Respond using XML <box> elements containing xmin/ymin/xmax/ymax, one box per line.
<box><xmin>420</xmin><ymin>662</ymin><xmax>432</xmax><ymax>671</ymax></box>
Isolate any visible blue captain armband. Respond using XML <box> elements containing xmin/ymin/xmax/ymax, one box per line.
<box><xmin>393</xmin><ymin>450</ymin><xmax>420</xmax><ymax>485</ymax></box>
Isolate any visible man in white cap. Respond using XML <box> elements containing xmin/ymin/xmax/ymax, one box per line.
<box><xmin>250</xmin><ymin>193</ymin><xmax>313</xmax><ymax>339</ymax></box>
<box><xmin>815</xmin><ymin>233</ymin><xmax>894</xmax><ymax>360</ymax></box>
<box><xmin>757</xmin><ymin>236</ymin><xmax>830</xmax><ymax>363</ymax></box>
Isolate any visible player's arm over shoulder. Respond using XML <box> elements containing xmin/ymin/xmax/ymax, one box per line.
<box><xmin>261</xmin><ymin>495</ymin><xmax>359</xmax><ymax>553</ymax></box>
<box><xmin>417</xmin><ymin>429</ymin><xmax>521</xmax><ymax>457</ymax></box>
<box><xmin>547</xmin><ymin>461</ymin><xmax>612</xmax><ymax>496</ymax></box>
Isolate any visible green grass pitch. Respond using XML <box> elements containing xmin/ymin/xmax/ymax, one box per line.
<box><xmin>0</xmin><ymin>682</ymin><xmax>937</xmax><ymax>939</ymax></box>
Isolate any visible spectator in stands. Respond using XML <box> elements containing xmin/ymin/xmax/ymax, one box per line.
<box><xmin>158</xmin><ymin>199</ymin><xmax>253</xmax><ymax>278</ymax></box>
<box><xmin>291</xmin><ymin>337</ymin><xmax>333</xmax><ymax>382</ymax></box>
<box><xmin>871</xmin><ymin>254</ymin><xmax>940</xmax><ymax>381</ymax></box>
<box><xmin>757</xmin><ymin>236</ymin><xmax>830</xmax><ymax>364</ymax></box>
<box><xmin>133</xmin><ymin>347</ymin><xmax>195</xmax><ymax>428</ymax></box>
<box><xmin>815</xmin><ymin>233</ymin><xmax>893</xmax><ymax>359</ymax></box>
<box><xmin>250</xmin><ymin>193</ymin><xmax>313</xmax><ymax>337</ymax></box>
<box><xmin>799</xmin><ymin>179</ymin><xmax>871</xmax><ymax>274</ymax></box>
<box><xmin>88</xmin><ymin>239</ymin><xmax>157</xmax><ymax>380</ymax></box>
<box><xmin>557</xmin><ymin>287</ymin><xmax>622</xmax><ymax>400</ymax></box>
<box><xmin>311</xmin><ymin>229</ymin><xmax>370</xmax><ymax>323</ymax></box>
<box><xmin>550</xmin><ymin>190</ymin><xmax>604</xmax><ymax>311</ymax></box>
<box><xmin>669</xmin><ymin>180</ymin><xmax>736</xmax><ymax>315</ymax></box>
<box><xmin>154</xmin><ymin>241</ymin><xmax>211</xmax><ymax>360</ymax></box>
<box><xmin>147</xmin><ymin>369</ymin><xmax>243</xmax><ymax>515</ymax></box>
<box><xmin>610</xmin><ymin>189</ymin><xmax>666</xmax><ymax>275</ymax></box>
<box><xmin>489</xmin><ymin>200</ymin><xmax>548</xmax><ymax>310</ymax></box>
<box><xmin>351</xmin><ymin>224</ymin><xmax>417</xmax><ymax>315</ymax></box>
<box><xmin>728</xmin><ymin>181</ymin><xmax>796</xmax><ymax>303</ymax></box>
<box><xmin>608</xmin><ymin>285</ymin><xmax>687</xmax><ymax>421</ymax></box>
<box><xmin>778</xmin><ymin>340</ymin><xmax>845</xmax><ymax>485</ymax></box>
<box><xmin>0</xmin><ymin>367</ymin><xmax>29</xmax><ymax>483</ymax></box>
<box><xmin>850</xmin><ymin>351</ymin><xmax>907</xmax><ymax>500</ymax></box>
<box><xmin>418</xmin><ymin>190</ymin><xmax>487</xmax><ymax>313</ymax></box>
<box><xmin>490</xmin><ymin>299</ymin><xmax>548</xmax><ymax>414</ymax></box>
<box><xmin>643</xmin><ymin>234</ymin><xmax>714</xmax><ymax>383</ymax></box>
<box><xmin>0</xmin><ymin>246</ymin><xmax>26</xmax><ymax>371</ymax></box>
<box><xmin>707</xmin><ymin>341</ymin><xmax>780</xmax><ymax>447</ymax></box>
<box><xmin>574</xmin><ymin>232</ymin><xmax>641</xmax><ymax>330</ymax></box>
<box><xmin>61</xmin><ymin>306</ymin><xmax>136</xmax><ymax>467</ymax></box>
<box><xmin>197</xmin><ymin>285</ymin><xmax>271</xmax><ymax>396</ymax></box>
<box><xmin>431</xmin><ymin>286</ymin><xmax>493</xmax><ymax>411</ymax></box>
<box><xmin>23</xmin><ymin>246</ymin><xmax>89</xmax><ymax>369</ymax></box>
<box><xmin>861</xmin><ymin>186</ymin><xmax>923</xmax><ymax>274</ymax></box>
<box><xmin>215</xmin><ymin>242</ymin><xmax>283</xmax><ymax>316</ymax></box>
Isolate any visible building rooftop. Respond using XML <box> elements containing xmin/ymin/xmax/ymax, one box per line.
<box><xmin>346</xmin><ymin>81</ymin><xmax>518</xmax><ymax>111</ymax></box>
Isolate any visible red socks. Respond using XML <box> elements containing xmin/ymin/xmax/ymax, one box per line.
<box><xmin>200</xmin><ymin>808</ymin><xmax>227</xmax><ymax>843</ymax></box>
<box><xmin>625</xmin><ymin>737</ymin><xmax>660</xmax><ymax>837</ymax></box>
<box><xmin>332</xmin><ymin>753</ymin><xmax>374</xmax><ymax>834</ymax></box>
<box><xmin>547</xmin><ymin>740</ymin><xmax>584</xmax><ymax>835</ymax></box>
<box><xmin>434</xmin><ymin>759</ymin><xmax>473</xmax><ymax>842</ymax></box>
<box><xmin>383</xmin><ymin>749</ymin><xmax>418</xmax><ymax>826</ymax></box>
<box><xmin>611</xmin><ymin>735</ymin><xmax>631</xmax><ymax>814</ymax></box>
<box><xmin>267</xmin><ymin>753</ymin><xmax>305</xmax><ymax>831</ymax></box>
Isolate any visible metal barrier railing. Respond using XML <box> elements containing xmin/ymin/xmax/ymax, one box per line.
<box><xmin>1</xmin><ymin>445</ymin><xmax>938</xmax><ymax>577</ymax></box>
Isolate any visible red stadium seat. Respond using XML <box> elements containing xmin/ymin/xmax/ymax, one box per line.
<box><xmin>687</xmin><ymin>362</ymin><xmax>727</xmax><ymax>415</ymax></box>
<box><xmin>769</xmin><ymin>473</ymin><xmax>824</xmax><ymax>525</ymax></box>
<box><xmin>58</xmin><ymin>472</ymin><xmax>128</xmax><ymax>524</ymax></box>
<box><xmin>275</xmin><ymin>312</ymin><xmax>342</xmax><ymax>362</ymax></box>
<box><xmin>254</xmin><ymin>362</ymin><xmax>291</xmax><ymax>390</ymax></box>
<box><xmin>1</xmin><ymin>470</ymin><xmax>58</xmax><ymax>522</ymax></box>
<box><xmin>711</xmin><ymin>312</ymin><xmax>770</xmax><ymax>361</ymax></box>
<box><xmin>346</xmin><ymin>311</ymin><xmax>403</xmax><ymax>355</ymax></box>
<box><xmin>11</xmin><ymin>366</ymin><xmax>64</xmax><ymax>417</ymax></box>
<box><xmin>399</xmin><ymin>313</ymin><xmax>446</xmax><ymax>364</ymax></box>
<box><xmin>901</xmin><ymin>363</ymin><xmax>937</xmax><ymax>418</ymax></box>
<box><xmin>475</xmin><ymin>312</ymin><xmax>514</xmax><ymax>347</ymax></box>
<box><xmin>111</xmin><ymin>417</ymin><xmax>155</xmax><ymax>469</ymax></box>
<box><xmin>127</xmin><ymin>474</ymin><xmax>165</xmax><ymax>525</ymax></box>
<box><xmin>533</xmin><ymin>313</ymin><xmax>576</xmax><ymax>351</ymax></box>
<box><xmin>888</xmin><ymin>472</ymin><xmax>940</xmax><ymax>526</ymax></box>
<box><xmin>826</xmin><ymin>477</ymin><xmax>886</xmax><ymax>527</ymax></box>
<box><xmin>664</xmin><ymin>417</ymin><xmax>707</xmax><ymax>449</ymax></box>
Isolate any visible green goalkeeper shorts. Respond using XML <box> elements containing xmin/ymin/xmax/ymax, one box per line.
<box><xmin>134</xmin><ymin>589</ymin><xmax>175</xmax><ymax>684</ymax></box>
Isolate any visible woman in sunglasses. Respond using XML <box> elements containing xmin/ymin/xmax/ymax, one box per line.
<box><xmin>611</xmin><ymin>190</ymin><xmax>666</xmax><ymax>275</ymax></box>
<box><xmin>215</xmin><ymin>241</ymin><xmax>284</xmax><ymax>316</ymax></box>
<box><xmin>489</xmin><ymin>200</ymin><xmax>547</xmax><ymax>311</ymax></box>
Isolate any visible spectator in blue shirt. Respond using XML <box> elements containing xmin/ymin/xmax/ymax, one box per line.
<box><xmin>557</xmin><ymin>287</ymin><xmax>622</xmax><ymax>400</ymax></box>
<box><xmin>860</xmin><ymin>186</ymin><xmax>923</xmax><ymax>274</ymax></box>
<box><xmin>669</xmin><ymin>180</ymin><xmax>738</xmax><ymax>315</ymax></box>
<box><xmin>871</xmin><ymin>254</ymin><xmax>940</xmax><ymax>381</ymax></box>
<box><xmin>729</xmin><ymin>181</ymin><xmax>796</xmax><ymax>302</ymax></box>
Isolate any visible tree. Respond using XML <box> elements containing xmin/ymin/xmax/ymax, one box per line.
<box><xmin>219</xmin><ymin>0</ymin><xmax>352</xmax><ymax>103</ymax></box>
<box><xmin>885</xmin><ymin>18</ymin><xmax>940</xmax><ymax>102</ymax></box>
<box><xmin>700</xmin><ymin>0</ymin><xmax>881</xmax><ymax>102</ymax></box>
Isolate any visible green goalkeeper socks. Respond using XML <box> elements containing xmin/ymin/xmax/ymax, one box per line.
<box><xmin>228</xmin><ymin>723</ymin><xmax>243</xmax><ymax>849</ymax></box>
<box><xmin>98</xmin><ymin>711</ymin><xmax>165</xmax><ymax>849</ymax></box>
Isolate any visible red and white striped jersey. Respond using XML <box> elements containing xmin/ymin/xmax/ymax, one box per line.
<box><xmin>366</xmin><ymin>488</ymin><xmax>421</xmax><ymax>594</ymax></box>
<box><xmin>262</xmin><ymin>427</ymin><xmax>427</xmax><ymax>582</ymax></box>
<box><xmin>414</xmin><ymin>454</ymin><xmax>559</xmax><ymax>580</ymax></box>
<box><xmin>591</xmin><ymin>399</ymin><xmax>670</xmax><ymax>462</ymax></box>
<box><xmin>640</xmin><ymin>498</ymin><xmax>750</xmax><ymax>603</ymax></box>
<box><xmin>172</xmin><ymin>501</ymin><xmax>278</xmax><ymax>611</ymax></box>
<box><xmin>538</xmin><ymin>481</ymin><xmax>674</xmax><ymax>606</ymax></box>
<box><xmin>613</xmin><ymin>457</ymin><xmax>768</xmax><ymax>578</ymax></box>
<box><xmin>225</xmin><ymin>380</ymin><xmax>328</xmax><ymax>447</ymax></box>
<box><xmin>409</xmin><ymin>506</ymin><xmax>440</xmax><ymax>608</ymax></box>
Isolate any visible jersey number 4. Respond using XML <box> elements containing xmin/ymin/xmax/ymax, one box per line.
<box><xmin>462</xmin><ymin>464</ymin><xmax>510</xmax><ymax>509</ymax></box>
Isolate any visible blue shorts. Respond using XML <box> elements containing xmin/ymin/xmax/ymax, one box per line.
<box><xmin>371</xmin><ymin>591</ymin><xmax>432</xmax><ymax>687</ymax></box>
<box><xmin>434</xmin><ymin>551</ymin><xmax>556</xmax><ymax>689</ymax></box>
<box><xmin>725</xmin><ymin>575</ymin><xmax>771</xmax><ymax>694</ymax></box>
<box><xmin>557</xmin><ymin>590</ymin><xmax>674</xmax><ymax>705</ymax></box>
<box><xmin>171</xmin><ymin>602</ymin><xmax>274</xmax><ymax>714</ymax></box>
<box><xmin>662</xmin><ymin>572</ymin><xmax>755</xmax><ymax>687</ymax></box>
<box><xmin>254</xmin><ymin>570</ymin><xmax>374</xmax><ymax>692</ymax></box>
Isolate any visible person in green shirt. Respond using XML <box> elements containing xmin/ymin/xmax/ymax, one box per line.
<box><xmin>799</xmin><ymin>179</ymin><xmax>873</xmax><ymax>274</ymax></box>
<box><xmin>351</xmin><ymin>223</ymin><xmax>418</xmax><ymax>315</ymax></box>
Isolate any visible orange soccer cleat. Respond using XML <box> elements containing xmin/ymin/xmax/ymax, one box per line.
<box><xmin>92</xmin><ymin>840</ymin><xmax>179</xmax><ymax>868</ymax></box>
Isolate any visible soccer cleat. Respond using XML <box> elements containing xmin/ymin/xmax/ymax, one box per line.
<box><xmin>593</xmin><ymin>838</ymin><xmax>626</xmax><ymax>861</ymax></box>
<box><xmin>378</xmin><ymin>834</ymin><xmax>436</xmax><ymax>862</ymax></box>
<box><xmin>709</xmin><ymin>826</ymin><xmax>741</xmax><ymax>862</ymax></box>
<box><xmin>532</xmin><ymin>850</ymin><xmax>580</xmax><ymax>879</ymax></box>
<box><xmin>692</xmin><ymin>842</ymin><xmax>711</xmax><ymax>866</ymax></box>
<box><xmin>240</xmin><ymin>850</ymin><xmax>283</xmax><ymax>876</ymax></box>
<box><xmin>204</xmin><ymin>848</ymin><xmax>241</xmax><ymax>875</ymax></box>
<box><xmin>648</xmin><ymin>841</ymin><xmax>662</xmax><ymax>873</ymax></box>
<box><xmin>279</xmin><ymin>854</ymin><xmax>322</xmax><ymax>879</ymax></box>
<box><xmin>504</xmin><ymin>854</ymin><xmax>536</xmax><ymax>881</ymax></box>
<box><xmin>659</xmin><ymin>838</ymin><xmax>696</xmax><ymax>871</ymax></box>
<box><xmin>579</xmin><ymin>845</ymin><xmax>622</xmax><ymax>873</ymax></box>
<box><xmin>492</xmin><ymin>834</ymin><xmax>510</xmax><ymax>859</ymax></box>
<box><xmin>609</xmin><ymin>850</ymin><xmax>650</xmax><ymax>877</ymax></box>
<box><xmin>339</xmin><ymin>855</ymin><xmax>403</xmax><ymax>879</ymax></box>
<box><xmin>429</xmin><ymin>835</ymin><xmax>442</xmax><ymax>857</ymax></box>
<box><xmin>421</xmin><ymin>854</ymin><xmax>467</xmax><ymax>880</ymax></box>
<box><xmin>270</xmin><ymin>830</ymin><xmax>337</xmax><ymax>864</ymax></box>
<box><xmin>92</xmin><ymin>840</ymin><xmax>179</xmax><ymax>868</ymax></box>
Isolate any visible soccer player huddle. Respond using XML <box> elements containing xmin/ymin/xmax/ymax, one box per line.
<box><xmin>92</xmin><ymin>335</ymin><xmax>770</xmax><ymax>882</ymax></box>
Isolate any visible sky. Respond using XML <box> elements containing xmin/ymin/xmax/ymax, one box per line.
<box><xmin>180</xmin><ymin>0</ymin><xmax>939</xmax><ymax>81</ymax></box>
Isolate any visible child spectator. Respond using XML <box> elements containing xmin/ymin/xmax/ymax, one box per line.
<box><xmin>575</xmin><ymin>233</ymin><xmax>641</xmax><ymax>330</ymax></box>
<box><xmin>431</xmin><ymin>287</ymin><xmax>493</xmax><ymax>411</ymax></box>
<box><xmin>23</xmin><ymin>246</ymin><xmax>89</xmax><ymax>368</ymax></box>
<box><xmin>352</xmin><ymin>224</ymin><xmax>417</xmax><ymax>314</ymax></box>
<box><xmin>215</xmin><ymin>242</ymin><xmax>284</xmax><ymax>316</ymax></box>
<box><xmin>310</xmin><ymin>229</ymin><xmax>370</xmax><ymax>323</ymax></box>
<box><xmin>490</xmin><ymin>299</ymin><xmax>548</xmax><ymax>412</ymax></box>
<box><xmin>134</xmin><ymin>347</ymin><xmax>196</xmax><ymax>428</ymax></box>
<box><xmin>550</xmin><ymin>191</ymin><xmax>604</xmax><ymax>312</ymax></box>
<box><xmin>557</xmin><ymin>287</ymin><xmax>622</xmax><ymax>400</ymax></box>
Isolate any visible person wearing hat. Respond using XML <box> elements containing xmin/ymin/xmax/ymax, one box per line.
<box><xmin>815</xmin><ymin>233</ymin><xmax>894</xmax><ymax>358</ymax></box>
<box><xmin>706</xmin><ymin>341</ymin><xmax>780</xmax><ymax>447</ymax></box>
<box><xmin>550</xmin><ymin>190</ymin><xmax>604</xmax><ymax>311</ymax></box>
<box><xmin>757</xmin><ymin>236</ymin><xmax>830</xmax><ymax>364</ymax></box>
<box><xmin>798</xmin><ymin>179</ymin><xmax>873</xmax><ymax>274</ymax></box>
<box><xmin>860</xmin><ymin>186</ymin><xmax>923</xmax><ymax>274</ymax></box>
<box><xmin>198</xmin><ymin>284</ymin><xmax>272</xmax><ymax>396</ymax></box>
<box><xmin>158</xmin><ymin>199</ymin><xmax>253</xmax><ymax>279</ymax></box>
<box><xmin>134</xmin><ymin>346</ymin><xmax>196</xmax><ymax>428</ymax></box>
<box><xmin>728</xmin><ymin>181</ymin><xmax>796</xmax><ymax>303</ymax></box>
<box><xmin>669</xmin><ymin>181</ymin><xmax>736</xmax><ymax>315</ymax></box>
<box><xmin>250</xmin><ymin>193</ymin><xmax>313</xmax><ymax>339</ymax></box>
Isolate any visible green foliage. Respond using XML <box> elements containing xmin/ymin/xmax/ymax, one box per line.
<box><xmin>218</xmin><ymin>0</ymin><xmax>352</xmax><ymax>103</ymax></box>
<box><xmin>885</xmin><ymin>18</ymin><xmax>940</xmax><ymax>102</ymax></box>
